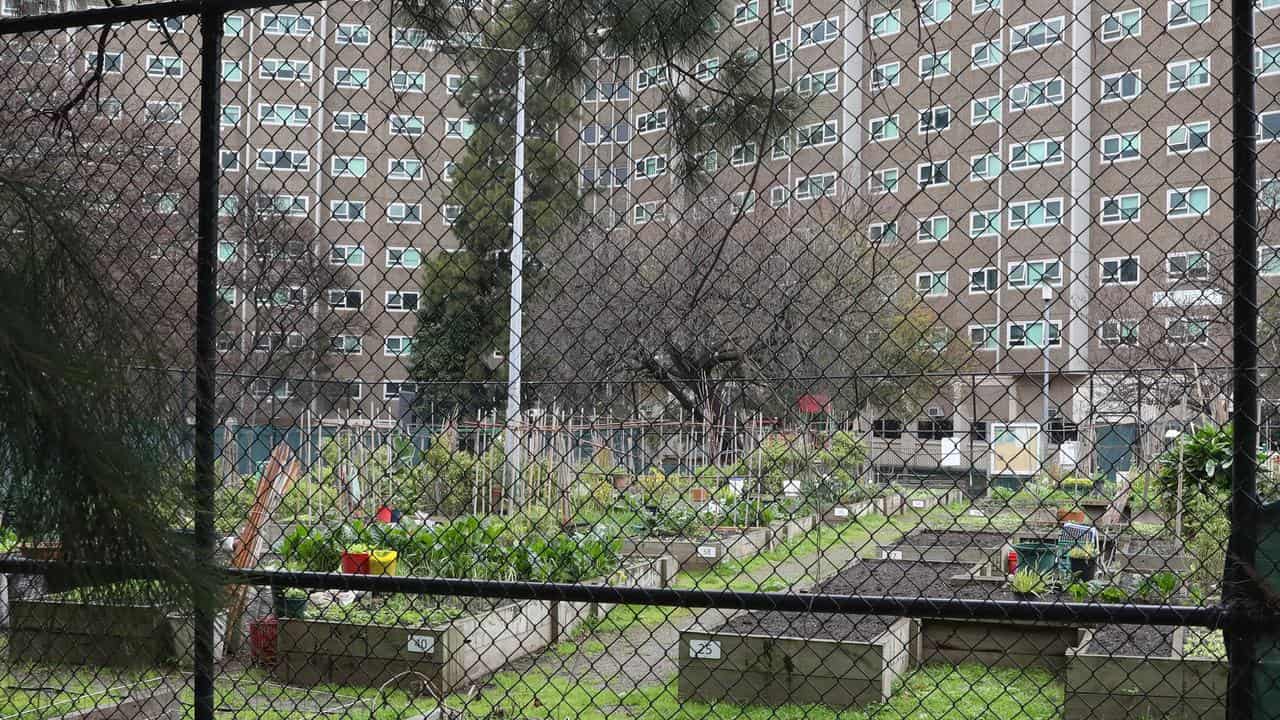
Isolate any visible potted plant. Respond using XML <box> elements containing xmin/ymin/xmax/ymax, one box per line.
<box><xmin>1010</xmin><ymin>569</ymin><xmax>1048</xmax><ymax>599</ymax></box>
<box><xmin>1068</xmin><ymin>544</ymin><xmax>1097</xmax><ymax>581</ymax></box>
<box><xmin>1067</xmin><ymin>543</ymin><xmax>1097</xmax><ymax>581</ymax></box>
<box><xmin>273</xmin><ymin>587</ymin><xmax>309</xmax><ymax>619</ymax></box>
<box><xmin>340</xmin><ymin>543</ymin><xmax>371</xmax><ymax>574</ymax></box>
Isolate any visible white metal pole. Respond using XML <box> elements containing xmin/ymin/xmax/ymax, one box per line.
<box><xmin>1042</xmin><ymin>286</ymin><xmax>1053</xmax><ymax>468</ymax></box>
<box><xmin>503</xmin><ymin>47</ymin><xmax>528</xmax><ymax>509</ymax></box>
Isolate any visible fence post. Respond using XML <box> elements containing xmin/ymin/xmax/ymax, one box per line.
<box><xmin>1228</xmin><ymin>0</ymin><xmax>1261</xmax><ymax>713</ymax></box>
<box><xmin>194</xmin><ymin>7</ymin><xmax>224</xmax><ymax>720</ymax></box>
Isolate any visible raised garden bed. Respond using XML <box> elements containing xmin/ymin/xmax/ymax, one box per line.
<box><xmin>621</xmin><ymin>515</ymin><xmax>814</xmax><ymax>572</ymax></box>
<box><xmin>679</xmin><ymin>615</ymin><xmax>914</xmax><ymax>709</ymax></box>
<box><xmin>1065</xmin><ymin>626</ymin><xmax>1225</xmax><ymax>720</ymax></box>
<box><xmin>896</xmin><ymin>487</ymin><xmax>966</xmax><ymax>514</ymax></box>
<box><xmin>819</xmin><ymin>493</ymin><xmax>903</xmax><ymax>525</ymax></box>
<box><xmin>273</xmin><ymin>557</ymin><xmax>665</xmax><ymax>693</ymax></box>
<box><xmin>6</xmin><ymin>597</ymin><xmax>215</xmax><ymax>668</ymax></box>
<box><xmin>880</xmin><ymin>530</ymin><xmax>1008</xmax><ymax>569</ymax></box>
<box><xmin>1115</xmin><ymin>536</ymin><xmax>1189</xmax><ymax>573</ymax></box>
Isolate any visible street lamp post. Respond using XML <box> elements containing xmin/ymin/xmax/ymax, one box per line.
<box><xmin>502</xmin><ymin>47</ymin><xmax>528</xmax><ymax>509</ymax></box>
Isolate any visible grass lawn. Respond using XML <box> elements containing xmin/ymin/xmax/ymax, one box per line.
<box><xmin>671</xmin><ymin>512</ymin><xmax>922</xmax><ymax>592</ymax></box>
<box><xmin>446</xmin><ymin>664</ymin><xmax>1063</xmax><ymax>720</ymax></box>
<box><xmin>0</xmin><ymin>662</ymin><xmax>164</xmax><ymax>720</ymax></box>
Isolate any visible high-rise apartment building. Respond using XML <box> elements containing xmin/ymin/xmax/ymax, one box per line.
<box><xmin>5</xmin><ymin>0</ymin><xmax>1268</xmax><ymax>475</ymax></box>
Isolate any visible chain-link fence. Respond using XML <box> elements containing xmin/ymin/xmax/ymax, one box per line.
<box><xmin>0</xmin><ymin>0</ymin><xmax>1277</xmax><ymax>717</ymax></box>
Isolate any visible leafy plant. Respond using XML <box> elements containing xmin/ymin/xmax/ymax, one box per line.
<box><xmin>1009</xmin><ymin>570</ymin><xmax>1048</xmax><ymax>596</ymax></box>
<box><xmin>1137</xmin><ymin>570</ymin><xmax>1181</xmax><ymax>602</ymax></box>
<box><xmin>1067</xmin><ymin>544</ymin><xmax>1096</xmax><ymax>560</ymax></box>
<box><xmin>1060</xmin><ymin>477</ymin><xmax>1096</xmax><ymax>496</ymax></box>
<box><xmin>279</xmin><ymin>525</ymin><xmax>341</xmax><ymax>572</ymax></box>
<box><xmin>0</xmin><ymin>525</ymin><xmax>16</xmax><ymax>553</ymax></box>
<box><xmin>1065</xmin><ymin>582</ymin><xmax>1091</xmax><ymax>602</ymax></box>
<box><xmin>1096</xmin><ymin>584</ymin><xmax>1129</xmax><ymax>603</ymax></box>
<box><xmin>282</xmin><ymin>587</ymin><xmax>308</xmax><ymax>600</ymax></box>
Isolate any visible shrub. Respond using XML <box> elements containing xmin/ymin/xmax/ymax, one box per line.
<box><xmin>1060</xmin><ymin>477</ymin><xmax>1095</xmax><ymax>496</ymax></box>
<box><xmin>1010</xmin><ymin>569</ymin><xmax>1048</xmax><ymax>596</ymax></box>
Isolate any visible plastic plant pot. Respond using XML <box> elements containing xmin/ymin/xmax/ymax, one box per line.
<box><xmin>1069</xmin><ymin>556</ymin><xmax>1097</xmax><ymax>582</ymax></box>
<box><xmin>340</xmin><ymin>550</ymin><xmax>371</xmax><ymax>574</ymax></box>
<box><xmin>369</xmin><ymin>549</ymin><xmax>398</xmax><ymax>576</ymax></box>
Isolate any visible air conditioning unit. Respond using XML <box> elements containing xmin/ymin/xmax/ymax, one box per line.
<box><xmin>926</xmin><ymin>406</ymin><xmax>945</xmax><ymax>418</ymax></box>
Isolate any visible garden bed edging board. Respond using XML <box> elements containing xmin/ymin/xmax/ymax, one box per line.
<box><xmin>621</xmin><ymin>526</ymin><xmax>773</xmax><ymax>572</ymax></box>
<box><xmin>7</xmin><ymin>599</ymin><xmax>194</xmax><ymax>667</ymax></box>
<box><xmin>1064</xmin><ymin>630</ymin><xmax>1225</xmax><ymax>720</ymax></box>
<box><xmin>896</xmin><ymin>488</ymin><xmax>965</xmax><ymax>513</ymax></box>
<box><xmin>677</xmin><ymin>617</ymin><xmax>915</xmax><ymax>710</ymax></box>
<box><xmin>918</xmin><ymin>615</ymin><xmax>1086</xmax><ymax>673</ymax></box>
<box><xmin>880</xmin><ymin>531</ymin><xmax>1009</xmax><ymax>570</ymax></box>
<box><xmin>273</xmin><ymin>557</ymin><xmax>666</xmax><ymax>692</ymax></box>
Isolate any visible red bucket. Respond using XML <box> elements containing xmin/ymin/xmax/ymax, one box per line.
<box><xmin>340</xmin><ymin>550</ymin><xmax>370</xmax><ymax>574</ymax></box>
<box><xmin>375</xmin><ymin>506</ymin><xmax>393</xmax><ymax>523</ymax></box>
<box><xmin>249</xmin><ymin>616</ymin><xmax>278</xmax><ymax>667</ymax></box>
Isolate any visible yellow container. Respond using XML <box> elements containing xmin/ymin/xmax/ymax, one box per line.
<box><xmin>369</xmin><ymin>549</ymin><xmax>398</xmax><ymax>576</ymax></box>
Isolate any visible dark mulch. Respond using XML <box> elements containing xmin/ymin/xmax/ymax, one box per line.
<box><xmin>887</xmin><ymin>530</ymin><xmax>1007</xmax><ymax>549</ymax></box>
<box><xmin>716</xmin><ymin>558</ymin><xmax>1174</xmax><ymax>656</ymax></box>
<box><xmin>1085</xmin><ymin>623</ymin><xmax>1177</xmax><ymax>657</ymax></box>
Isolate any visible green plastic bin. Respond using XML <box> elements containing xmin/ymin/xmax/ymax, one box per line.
<box><xmin>1013</xmin><ymin>541</ymin><xmax>1059</xmax><ymax>575</ymax></box>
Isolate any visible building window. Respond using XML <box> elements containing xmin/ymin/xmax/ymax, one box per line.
<box><xmin>85</xmin><ymin>51</ymin><xmax>124</xmax><ymax>73</ymax></box>
<box><xmin>730</xmin><ymin>191</ymin><xmax>756</xmax><ymax>214</ymax></box>
<box><xmin>331</xmin><ymin>155</ymin><xmax>368</xmax><ymax>177</ymax></box>
<box><xmin>385</xmin><ymin>291</ymin><xmax>421</xmax><ymax>312</ymax></box>
<box><xmin>871</xmin><ymin>418</ymin><xmax>903</xmax><ymax>439</ymax></box>
<box><xmin>330</xmin><ymin>335</ymin><xmax>362</xmax><ymax>355</ymax></box>
<box><xmin>918</xmin><ymin>51</ymin><xmax>952</xmax><ymax>79</ymax></box>
<box><xmin>917</xmin><ymin>216</ymin><xmax>950</xmax><ymax>243</ymax></box>
<box><xmin>256</xmin><ymin>148</ymin><xmax>309</xmax><ymax>172</ymax></box>
<box><xmin>694</xmin><ymin>57</ymin><xmax>720</xmax><ymax>81</ymax></box>
<box><xmin>1008</xmin><ymin>138</ymin><xmax>1064</xmax><ymax>170</ymax></box>
<box><xmin>1257</xmin><ymin>44</ymin><xmax>1280</xmax><ymax>77</ymax></box>
<box><xmin>869</xmin><ymin>221</ymin><xmax>899</xmax><ymax>244</ymax></box>
<box><xmin>869</xmin><ymin>115</ymin><xmax>900</xmax><ymax>141</ymax></box>
<box><xmin>336</xmin><ymin>23</ymin><xmax>371</xmax><ymax>44</ymax></box>
<box><xmin>769</xmin><ymin>186</ymin><xmax>789</xmax><ymax>208</ymax></box>
<box><xmin>969</xmin><ymin>325</ymin><xmax>999</xmax><ymax>350</ymax></box>
<box><xmin>444</xmin><ymin>117</ymin><xmax>476</xmax><ymax>139</ymax></box>
<box><xmin>221</xmin><ymin>60</ymin><xmax>243</xmax><ymax>82</ymax></box>
<box><xmin>635</xmin><ymin>65</ymin><xmax>667</xmax><ymax>90</ymax></box>
<box><xmin>388</xmin><ymin>203</ymin><xmax>423</xmax><ymax>224</ymax></box>
<box><xmin>1008</xmin><ymin>320</ymin><xmax>1062</xmax><ymax>348</ymax></box>
<box><xmin>971</xmin><ymin>96</ymin><xmax>1001</xmax><ymax>125</ymax></box>
<box><xmin>798</xmin><ymin>17</ymin><xmax>839</xmax><ymax>46</ymax></box>
<box><xmin>796</xmin><ymin>121</ymin><xmax>838</xmax><ymax>148</ymax></box>
<box><xmin>1166</xmin><ymin>317</ymin><xmax>1211</xmax><ymax>344</ymax></box>
<box><xmin>1101</xmin><ymin>71</ymin><xmax>1142</xmax><ymax>101</ymax></box>
<box><xmin>1100</xmin><ymin>319</ymin><xmax>1141</xmax><ymax>346</ymax></box>
<box><xmin>871</xmin><ymin>62</ymin><xmax>901</xmax><ymax>90</ymax></box>
<box><xmin>633</xmin><ymin>202</ymin><xmax>664</xmax><ymax>224</ymax></box>
<box><xmin>443</xmin><ymin>205</ymin><xmax>462</xmax><ymax>224</ymax></box>
<box><xmin>223</xmin><ymin>15</ymin><xmax>244</xmax><ymax>36</ymax></box>
<box><xmin>387</xmin><ymin>247</ymin><xmax>423</xmax><ymax>269</ymax></box>
<box><xmin>384</xmin><ymin>336</ymin><xmax>413</xmax><ymax>356</ymax></box>
<box><xmin>1167</xmin><ymin>58</ymin><xmax>1211</xmax><ymax>92</ymax></box>
<box><xmin>259</xmin><ymin>58</ymin><xmax>311</xmax><ymax>81</ymax></box>
<box><xmin>1101</xmin><ymin>8</ymin><xmax>1142</xmax><ymax>40</ymax></box>
<box><xmin>772</xmin><ymin>38</ymin><xmax>793</xmax><ymax>62</ymax></box>
<box><xmin>1008</xmin><ymin>259</ymin><xmax>1063</xmax><ymax>288</ymax></box>
<box><xmin>1008</xmin><ymin>198</ymin><xmax>1064</xmax><ymax>229</ymax></box>
<box><xmin>730</xmin><ymin>143</ymin><xmax>758</xmax><ymax>166</ymax></box>
<box><xmin>915</xmin><ymin>271</ymin><xmax>949</xmax><ymax>297</ymax></box>
<box><xmin>1168</xmin><ymin>0</ymin><xmax>1211</xmax><ymax>27</ymax></box>
<box><xmin>145</xmin><ymin>55</ymin><xmax>183</xmax><ymax>77</ymax></box>
<box><xmin>1260</xmin><ymin>111</ymin><xmax>1280</xmax><ymax>141</ymax></box>
<box><xmin>391</xmin><ymin>71</ymin><xmax>427</xmax><ymax>93</ymax></box>
<box><xmin>634</xmin><ymin>154</ymin><xmax>667</xmax><ymax>179</ymax></box>
<box><xmin>261</xmin><ymin>12</ymin><xmax>314</xmax><ymax>36</ymax></box>
<box><xmin>333</xmin><ymin>112</ymin><xmax>368</xmax><ymax>133</ymax></box>
<box><xmin>1100</xmin><ymin>194</ymin><xmax>1142</xmax><ymax>224</ymax></box>
<box><xmin>388</xmin><ymin>158</ymin><xmax>424</xmax><ymax>180</ymax></box>
<box><xmin>971</xmin><ymin>40</ymin><xmax>1002</xmax><ymax>68</ymax></box>
<box><xmin>1045</xmin><ymin>412</ymin><xmax>1080</xmax><ymax>443</ymax></box>
<box><xmin>973</xmin><ymin>0</ymin><xmax>1001</xmax><ymax>12</ymax></box>
<box><xmin>330</xmin><ymin>200</ymin><xmax>366</xmax><ymax>223</ymax></box>
<box><xmin>794</xmin><ymin>173</ymin><xmax>837</xmax><ymax>200</ymax></box>
<box><xmin>1167</xmin><ymin>251</ymin><xmax>1210</xmax><ymax>281</ymax></box>
<box><xmin>327</xmin><ymin>289</ymin><xmax>363</xmax><ymax>310</ymax></box>
<box><xmin>797</xmin><ymin>68</ymin><xmax>839</xmax><ymax>96</ymax></box>
<box><xmin>635</xmin><ymin>109</ymin><xmax>668</xmax><ymax>134</ymax></box>
<box><xmin>259</xmin><ymin>103</ymin><xmax>310</xmax><ymax>127</ymax></box>
<box><xmin>1010</xmin><ymin>17</ymin><xmax>1065</xmax><ymax>51</ymax></box>
<box><xmin>918</xmin><ymin>417</ymin><xmax>955</xmax><ymax>440</ymax></box>
<box><xmin>1167</xmin><ymin>121</ymin><xmax>1211</xmax><ymax>155</ymax></box>
<box><xmin>391</xmin><ymin>115</ymin><xmax>426</xmax><ymax>137</ymax></box>
<box><xmin>1101</xmin><ymin>256</ymin><xmax>1141</xmax><ymax>284</ymax></box>
<box><xmin>870</xmin><ymin>10</ymin><xmax>901</xmax><ymax>37</ymax></box>
<box><xmin>1100</xmin><ymin>131</ymin><xmax>1142</xmax><ymax>161</ymax></box>
<box><xmin>145</xmin><ymin>101</ymin><xmax>183</xmax><ymax>124</ymax></box>
<box><xmin>969</xmin><ymin>267</ymin><xmax>999</xmax><ymax>293</ymax></box>
<box><xmin>733</xmin><ymin>0</ymin><xmax>760</xmax><ymax>23</ymax></box>
<box><xmin>1260</xmin><ymin>246</ymin><xmax>1280</xmax><ymax>275</ymax></box>
<box><xmin>384</xmin><ymin>381</ymin><xmax>418</xmax><ymax>400</ymax></box>
<box><xmin>917</xmin><ymin>161</ymin><xmax>949</xmax><ymax>187</ymax></box>
<box><xmin>871</xmin><ymin>167</ymin><xmax>900</xmax><ymax>194</ymax></box>
<box><xmin>1167</xmin><ymin>186</ymin><xmax>1211</xmax><ymax>217</ymax></box>
<box><xmin>921</xmin><ymin>0</ymin><xmax>952</xmax><ymax>24</ymax></box>
<box><xmin>969</xmin><ymin>209</ymin><xmax>1000</xmax><ymax>237</ymax></box>
<box><xmin>918</xmin><ymin>106</ymin><xmax>951</xmax><ymax>134</ymax></box>
<box><xmin>220</xmin><ymin>149</ymin><xmax>240</xmax><ymax>172</ymax></box>
<box><xmin>970</xmin><ymin>153</ymin><xmax>1001</xmax><ymax>181</ymax></box>
<box><xmin>1009</xmin><ymin>77</ymin><xmax>1065</xmax><ymax>111</ymax></box>
<box><xmin>329</xmin><ymin>245</ymin><xmax>365</xmax><ymax>267</ymax></box>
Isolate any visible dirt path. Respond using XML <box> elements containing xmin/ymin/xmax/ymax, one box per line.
<box><xmin>503</xmin><ymin>532</ymin><xmax>867</xmax><ymax>692</ymax></box>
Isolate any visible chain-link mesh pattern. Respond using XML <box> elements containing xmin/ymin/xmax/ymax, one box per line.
<box><xmin>0</xmin><ymin>0</ymin><xmax>1277</xmax><ymax>718</ymax></box>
